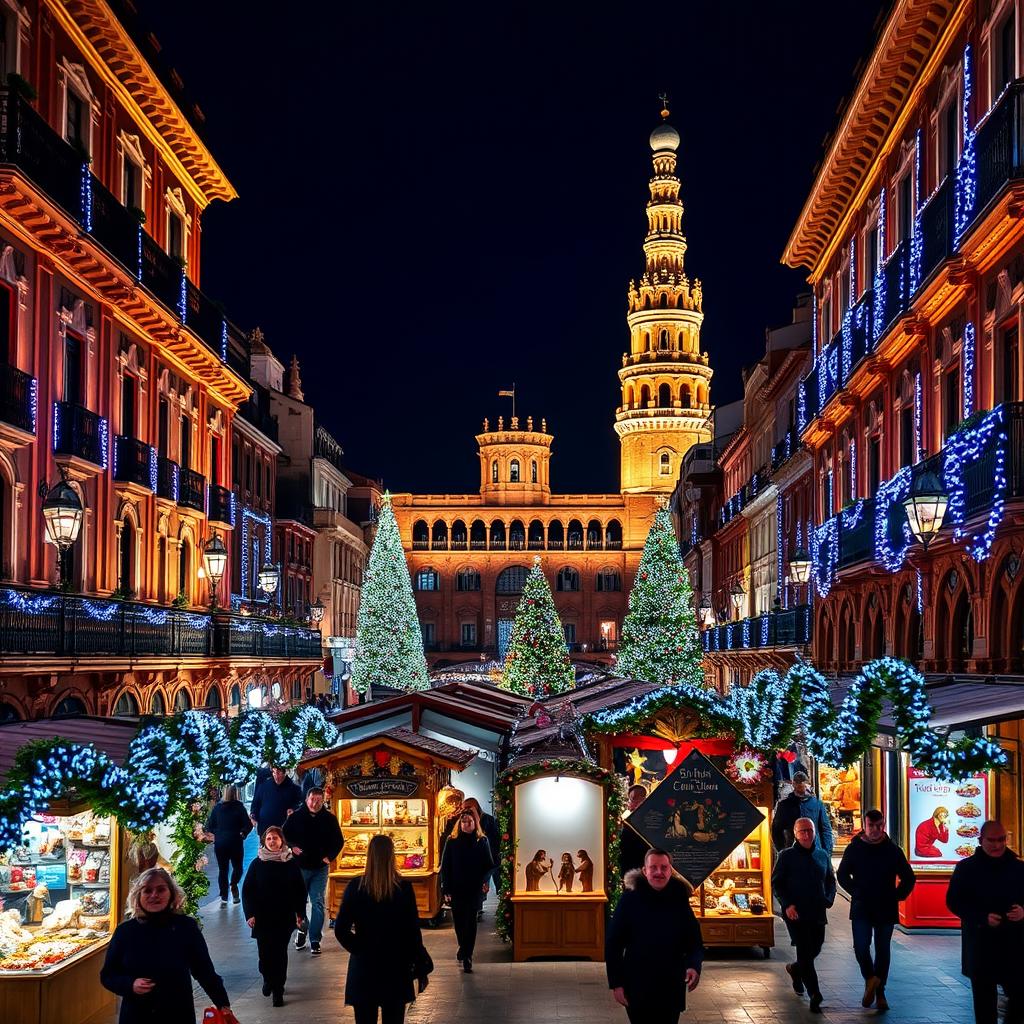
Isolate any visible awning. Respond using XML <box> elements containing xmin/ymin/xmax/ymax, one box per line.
<box><xmin>0</xmin><ymin>715</ymin><xmax>141</xmax><ymax>780</ymax></box>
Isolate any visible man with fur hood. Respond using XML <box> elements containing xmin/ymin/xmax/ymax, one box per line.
<box><xmin>606</xmin><ymin>847</ymin><xmax>704</xmax><ymax>1024</ymax></box>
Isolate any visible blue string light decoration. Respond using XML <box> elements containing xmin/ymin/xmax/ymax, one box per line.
<box><xmin>840</xmin><ymin>499</ymin><xmax>866</xmax><ymax>531</ymax></box>
<box><xmin>872</xmin><ymin>186</ymin><xmax>887</xmax><ymax>348</ymax></box>
<box><xmin>29</xmin><ymin>377</ymin><xmax>37</xmax><ymax>434</ymax></box>
<box><xmin>0</xmin><ymin>589</ymin><xmax>61</xmax><ymax>614</ymax></box>
<box><xmin>915</xmin><ymin>371</ymin><xmax>923</xmax><ymax>461</ymax></box>
<box><xmin>220</xmin><ymin>319</ymin><xmax>228</xmax><ymax>363</ymax></box>
<box><xmin>79</xmin><ymin>164</ymin><xmax>93</xmax><ymax>233</ymax></box>
<box><xmin>742</xmin><ymin>618</ymin><xmax>751</xmax><ymax>649</ymax></box>
<box><xmin>177</xmin><ymin>268</ymin><xmax>188</xmax><ymax>323</ymax></box>
<box><xmin>916</xmin><ymin>569</ymin><xmax>924</xmax><ymax>614</ymax></box>
<box><xmin>239</xmin><ymin>506</ymin><xmax>273</xmax><ymax>602</ymax></box>
<box><xmin>849</xmin><ymin>435</ymin><xmax>857</xmax><ymax>499</ymax></box>
<box><xmin>962</xmin><ymin>321</ymin><xmax>976</xmax><ymax>419</ymax></box>
<box><xmin>874</xmin><ymin>465</ymin><xmax>913</xmax><ymax>571</ymax></box>
<box><xmin>776</xmin><ymin>493</ymin><xmax>784</xmax><ymax>600</ymax></box>
<box><xmin>760</xmin><ymin>615</ymin><xmax>770</xmax><ymax>646</ymax></box>
<box><xmin>954</xmin><ymin>45</ymin><xmax>976</xmax><ymax>245</ymax></box>
<box><xmin>797</xmin><ymin>380</ymin><xmax>808</xmax><ymax>434</ymax></box>
<box><xmin>942</xmin><ymin>405</ymin><xmax>1007</xmax><ymax>561</ymax></box>
<box><xmin>909</xmin><ymin>129</ymin><xmax>923</xmax><ymax>294</ymax></box>
<box><xmin>811</xmin><ymin>517</ymin><xmax>838</xmax><ymax>599</ymax></box>
<box><xmin>812</xmin><ymin>294</ymin><xmax>818</xmax><ymax>367</ymax></box>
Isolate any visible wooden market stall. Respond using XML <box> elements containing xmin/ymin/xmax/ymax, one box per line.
<box><xmin>299</xmin><ymin>727</ymin><xmax>477</xmax><ymax>921</ymax></box>
<box><xmin>0</xmin><ymin>718</ymin><xmax>139</xmax><ymax>1024</ymax></box>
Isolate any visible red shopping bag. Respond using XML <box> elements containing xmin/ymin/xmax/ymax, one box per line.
<box><xmin>202</xmin><ymin>1009</ymin><xmax>238</xmax><ymax>1024</ymax></box>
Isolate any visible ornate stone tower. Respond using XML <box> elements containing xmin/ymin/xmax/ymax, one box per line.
<box><xmin>476</xmin><ymin>415</ymin><xmax>553</xmax><ymax>505</ymax></box>
<box><xmin>615</xmin><ymin>105</ymin><xmax>713</xmax><ymax>493</ymax></box>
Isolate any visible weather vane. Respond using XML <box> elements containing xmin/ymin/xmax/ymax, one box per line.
<box><xmin>659</xmin><ymin>92</ymin><xmax>670</xmax><ymax>119</ymax></box>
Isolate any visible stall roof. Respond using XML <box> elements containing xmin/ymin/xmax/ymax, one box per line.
<box><xmin>0</xmin><ymin>716</ymin><xmax>141</xmax><ymax>780</ymax></box>
<box><xmin>300</xmin><ymin>726</ymin><xmax>478</xmax><ymax>771</ymax></box>
<box><xmin>830</xmin><ymin>675</ymin><xmax>1024</xmax><ymax>733</ymax></box>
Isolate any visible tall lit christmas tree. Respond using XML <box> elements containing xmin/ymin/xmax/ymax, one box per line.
<box><xmin>615</xmin><ymin>505</ymin><xmax>704</xmax><ymax>687</ymax></box>
<box><xmin>501</xmin><ymin>557</ymin><xmax>575</xmax><ymax>698</ymax></box>
<box><xmin>351</xmin><ymin>492</ymin><xmax>429</xmax><ymax>694</ymax></box>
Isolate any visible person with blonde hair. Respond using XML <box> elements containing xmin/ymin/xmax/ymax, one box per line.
<box><xmin>335</xmin><ymin>834</ymin><xmax>429</xmax><ymax>1024</ymax></box>
<box><xmin>203</xmin><ymin>783</ymin><xmax>253</xmax><ymax>904</ymax></box>
<box><xmin>100</xmin><ymin>867</ymin><xmax>235</xmax><ymax>1024</ymax></box>
<box><xmin>241</xmin><ymin>826</ymin><xmax>307</xmax><ymax>1007</ymax></box>
<box><xmin>440</xmin><ymin>808</ymin><xmax>493</xmax><ymax>972</ymax></box>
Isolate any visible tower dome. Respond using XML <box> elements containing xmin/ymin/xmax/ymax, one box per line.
<box><xmin>649</xmin><ymin>122</ymin><xmax>680</xmax><ymax>152</ymax></box>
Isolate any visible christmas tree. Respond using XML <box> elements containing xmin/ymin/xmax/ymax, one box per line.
<box><xmin>501</xmin><ymin>557</ymin><xmax>576</xmax><ymax>698</ymax></box>
<box><xmin>615</xmin><ymin>505</ymin><xmax>704</xmax><ymax>687</ymax></box>
<box><xmin>351</xmin><ymin>492</ymin><xmax>429</xmax><ymax>694</ymax></box>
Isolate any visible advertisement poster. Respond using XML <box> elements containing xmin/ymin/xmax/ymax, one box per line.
<box><xmin>630</xmin><ymin>749</ymin><xmax>764</xmax><ymax>888</ymax></box>
<box><xmin>907</xmin><ymin>767</ymin><xmax>988</xmax><ymax>871</ymax></box>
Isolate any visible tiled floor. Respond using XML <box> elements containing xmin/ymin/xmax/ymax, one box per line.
<box><xmin>86</xmin><ymin>882</ymin><xmax>974</xmax><ymax>1023</ymax></box>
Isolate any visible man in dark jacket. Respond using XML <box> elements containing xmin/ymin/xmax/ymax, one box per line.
<box><xmin>946</xmin><ymin>819</ymin><xmax>1024</xmax><ymax>1024</ymax></box>
<box><xmin>619</xmin><ymin>784</ymin><xmax>651</xmax><ymax>878</ymax></box>
<box><xmin>606</xmin><ymin>848</ymin><xmax>703</xmax><ymax>1024</ymax></box>
<box><xmin>283</xmin><ymin>786</ymin><xmax>344</xmax><ymax>956</ymax></box>
<box><xmin>250</xmin><ymin>766</ymin><xmax>302</xmax><ymax>840</ymax></box>
<box><xmin>772</xmin><ymin>817</ymin><xmax>837</xmax><ymax>1014</ymax></box>
<box><xmin>837</xmin><ymin>808</ymin><xmax>916</xmax><ymax>1012</ymax></box>
<box><xmin>771</xmin><ymin>772</ymin><xmax>834</xmax><ymax>854</ymax></box>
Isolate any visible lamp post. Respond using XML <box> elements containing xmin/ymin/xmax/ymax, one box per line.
<box><xmin>41</xmin><ymin>474</ymin><xmax>83</xmax><ymax>590</ymax></box>
<box><xmin>202</xmin><ymin>532</ymin><xmax>228</xmax><ymax>608</ymax></box>
<box><xmin>789</xmin><ymin>545</ymin><xmax>812</xmax><ymax>606</ymax></box>
<box><xmin>729</xmin><ymin>580</ymin><xmax>746</xmax><ymax>619</ymax></box>
<box><xmin>698</xmin><ymin>594</ymin><xmax>715</xmax><ymax>628</ymax></box>
<box><xmin>257</xmin><ymin>559</ymin><xmax>280</xmax><ymax>602</ymax></box>
<box><xmin>903</xmin><ymin>464</ymin><xmax>948</xmax><ymax>552</ymax></box>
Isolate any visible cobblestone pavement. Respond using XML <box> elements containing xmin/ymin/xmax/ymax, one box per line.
<box><xmin>87</xmin><ymin>879</ymin><xmax>975</xmax><ymax>1024</ymax></box>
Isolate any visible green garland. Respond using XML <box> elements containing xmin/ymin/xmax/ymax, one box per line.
<box><xmin>493</xmin><ymin>759</ymin><xmax>625</xmax><ymax>944</ymax></box>
<box><xmin>169</xmin><ymin>798</ymin><xmax>210</xmax><ymax>918</ymax></box>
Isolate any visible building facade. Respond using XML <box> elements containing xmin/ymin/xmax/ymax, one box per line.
<box><xmin>0</xmin><ymin>1</ymin><xmax>321</xmax><ymax>721</ymax></box>
<box><xmin>783</xmin><ymin>0</ymin><xmax>1024</xmax><ymax>919</ymax></box>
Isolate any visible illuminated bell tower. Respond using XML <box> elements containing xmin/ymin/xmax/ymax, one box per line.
<box><xmin>615</xmin><ymin>103</ymin><xmax>713</xmax><ymax>493</ymax></box>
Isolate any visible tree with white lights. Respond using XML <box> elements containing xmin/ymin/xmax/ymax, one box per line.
<box><xmin>351</xmin><ymin>492</ymin><xmax>429</xmax><ymax>694</ymax></box>
<box><xmin>615</xmin><ymin>505</ymin><xmax>704</xmax><ymax>687</ymax></box>
<box><xmin>501</xmin><ymin>557</ymin><xmax>575</xmax><ymax>698</ymax></box>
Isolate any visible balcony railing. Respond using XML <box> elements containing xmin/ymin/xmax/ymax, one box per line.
<box><xmin>836</xmin><ymin>497</ymin><xmax>875</xmax><ymax>568</ymax></box>
<box><xmin>771</xmin><ymin>428</ymin><xmax>798</xmax><ymax>472</ymax></box>
<box><xmin>53</xmin><ymin>401</ymin><xmax>107</xmax><ymax>468</ymax></box>
<box><xmin>208</xmin><ymin>483</ymin><xmax>235</xmax><ymax>527</ymax></box>
<box><xmin>178</xmin><ymin>467</ymin><xmax>205</xmax><ymax>513</ymax></box>
<box><xmin>113</xmin><ymin>435</ymin><xmax>155</xmax><ymax>490</ymax></box>
<box><xmin>701</xmin><ymin>605</ymin><xmax>813</xmax><ymax>653</ymax></box>
<box><xmin>969</xmin><ymin>79</ymin><xmax>1024</xmax><ymax>235</ymax></box>
<box><xmin>218</xmin><ymin>615</ymin><xmax>323</xmax><ymax>659</ymax></box>
<box><xmin>451</xmin><ymin>539</ymin><xmax>467</xmax><ymax>550</ymax></box>
<box><xmin>0</xmin><ymin>88</ymin><xmax>230</xmax><ymax>364</ymax></box>
<box><xmin>918</xmin><ymin>174</ymin><xmax>953</xmax><ymax>289</ymax></box>
<box><xmin>156</xmin><ymin>456</ymin><xmax>179</xmax><ymax>501</ymax></box>
<box><xmin>432</xmin><ymin>539</ymin><xmax>449</xmax><ymax>550</ymax></box>
<box><xmin>0</xmin><ymin>361</ymin><xmax>36</xmax><ymax>434</ymax></box>
<box><xmin>412</xmin><ymin>539</ymin><xmax>429</xmax><ymax>550</ymax></box>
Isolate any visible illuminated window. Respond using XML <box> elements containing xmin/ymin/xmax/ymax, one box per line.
<box><xmin>531</xmin><ymin>460</ymin><xmax>538</xmax><ymax>483</ymax></box>
<box><xmin>556</xmin><ymin>567</ymin><xmax>580</xmax><ymax>592</ymax></box>
<box><xmin>491</xmin><ymin>460</ymin><xmax>498</xmax><ymax>483</ymax></box>
<box><xmin>415</xmin><ymin>569</ymin><xmax>440</xmax><ymax>591</ymax></box>
<box><xmin>660</xmin><ymin>452</ymin><xmax>671</xmax><ymax>476</ymax></box>
<box><xmin>510</xmin><ymin>459</ymin><xmax>520</xmax><ymax>482</ymax></box>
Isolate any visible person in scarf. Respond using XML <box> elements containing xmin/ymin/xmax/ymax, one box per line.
<box><xmin>837</xmin><ymin>809</ymin><xmax>916</xmax><ymax>1012</ymax></box>
<box><xmin>771</xmin><ymin>772</ymin><xmax>834</xmax><ymax>854</ymax></box>
<box><xmin>241</xmin><ymin>826</ymin><xmax>308</xmax><ymax>1007</ymax></box>
<box><xmin>100</xmin><ymin>868</ymin><xmax>235</xmax><ymax>1024</ymax></box>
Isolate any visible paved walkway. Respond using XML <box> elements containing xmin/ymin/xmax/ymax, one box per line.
<box><xmin>87</xmin><ymin>887</ymin><xmax>974</xmax><ymax>1024</ymax></box>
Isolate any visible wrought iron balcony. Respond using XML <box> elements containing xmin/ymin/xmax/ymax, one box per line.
<box><xmin>208</xmin><ymin>483</ymin><xmax>235</xmax><ymax>527</ymax></box>
<box><xmin>412</xmin><ymin>539</ymin><xmax>429</xmax><ymax>550</ymax></box>
<box><xmin>701</xmin><ymin>605</ymin><xmax>812</xmax><ymax>653</ymax></box>
<box><xmin>0</xmin><ymin>361</ymin><xmax>36</xmax><ymax>435</ymax></box>
<box><xmin>53</xmin><ymin>401</ymin><xmax>107</xmax><ymax>468</ymax></box>
<box><xmin>156</xmin><ymin>456</ymin><xmax>179</xmax><ymax>501</ymax></box>
<box><xmin>964</xmin><ymin>79</ymin><xmax>1024</xmax><ymax>239</ymax></box>
<box><xmin>178</xmin><ymin>467</ymin><xmax>205</xmax><ymax>513</ymax></box>
<box><xmin>218</xmin><ymin>614</ymin><xmax>323</xmax><ymax>659</ymax></box>
<box><xmin>113</xmin><ymin>434</ymin><xmax>155</xmax><ymax>490</ymax></box>
<box><xmin>917</xmin><ymin>174</ymin><xmax>953</xmax><ymax>290</ymax></box>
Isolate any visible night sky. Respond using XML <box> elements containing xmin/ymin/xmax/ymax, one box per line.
<box><xmin>145</xmin><ymin>2</ymin><xmax>884</xmax><ymax>494</ymax></box>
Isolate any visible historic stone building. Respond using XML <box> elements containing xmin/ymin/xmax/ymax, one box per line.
<box><xmin>391</xmin><ymin>109</ymin><xmax>712</xmax><ymax>664</ymax></box>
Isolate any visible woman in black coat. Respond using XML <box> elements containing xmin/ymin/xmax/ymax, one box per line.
<box><xmin>204</xmin><ymin>784</ymin><xmax>253</xmax><ymax>903</ymax></box>
<box><xmin>335</xmin><ymin>834</ymin><xmax>428</xmax><ymax>1024</ymax></box>
<box><xmin>100</xmin><ymin>867</ymin><xmax>235</xmax><ymax>1024</ymax></box>
<box><xmin>241</xmin><ymin>825</ymin><xmax>308</xmax><ymax>1007</ymax></box>
<box><xmin>439</xmin><ymin>809</ymin><xmax>494</xmax><ymax>973</ymax></box>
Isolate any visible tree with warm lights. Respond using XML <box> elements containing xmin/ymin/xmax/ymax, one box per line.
<box><xmin>501</xmin><ymin>557</ymin><xmax>575</xmax><ymax>698</ymax></box>
<box><xmin>615</xmin><ymin>505</ymin><xmax>704</xmax><ymax>687</ymax></box>
<box><xmin>351</xmin><ymin>492</ymin><xmax>429</xmax><ymax>694</ymax></box>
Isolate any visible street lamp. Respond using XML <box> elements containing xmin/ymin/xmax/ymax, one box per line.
<box><xmin>257</xmin><ymin>559</ymin><xmax>279</xmax><ymax>599</ymax></box>
<box><xmin>41</xmin><ymin>475</ymin><xmax>83</xmax><ymax>589</ymax></box>
<box><xmin>788</xmin><ymin>546</ymin><xmax>812</xmax><ymax>586</ymax></box>
<box><xmin>698</xmin><ymin>594</ymin><xmax>715</xmax><ymax>628</ymax></box>
<box><xmin>310</xmin><ymin>597</ymin><xmax>325</xmax><ymax>629</ymax></box>
<box><xmin>729</xmin><ymin>580</ymin><xmax>746</xmax><ymax>616</ymax></box>
<box><xmin>903</xmin><ymin>465</ymin><xmax>948</xmax><ymax>552</ymax></box>
<box><xmin>202</xmin><ymin>532</ymin><xmax>228</xmax><ymax>607</ymax></box>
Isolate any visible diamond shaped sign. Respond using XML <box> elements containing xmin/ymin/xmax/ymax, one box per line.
<box><xmin>627</xmin><ymin>748</ymin><xmax>765</xmax><ymax>888</ymax></box>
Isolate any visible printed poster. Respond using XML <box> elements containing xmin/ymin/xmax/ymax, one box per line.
<box><xmin>907</xmin><ymin>767</ymin><xmax>988</xmax><ymax>871</ymax></box>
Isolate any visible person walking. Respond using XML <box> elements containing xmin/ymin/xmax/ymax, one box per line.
<box><xmin>283</xmin><ymin>784</ymin><xmax>344</xmax><ymax>955</ymax></box>
<box><xmin>439</xmin><ymin>808</ymin><xmax>494</xmax><ymax>973</ymax></box>
<box><xmin>241</xmin><ymin>826</ymin><xmax>308</xmax><ymax>1007</ymax></box>
<box><xmin>250</xmin><ymin>764</ymin><xmax>303</xmax><ymax>838</ymax></box>
<box><xmin>335</xmin><ymin>834</ymin><xmax>430</xmax><ymax>1024</ymax></box>
<box><xmin>771</xmin><ymin>772</ymin><xmax>834</xmax><ymax>854</ymax></box>
<box><xmin>461</xmin><ymin>797</ymin><xmax>500</xmax><ymax>920</ymax></box>
<box><xmin>946</xmin><ymin>819</ymin><xmax>1024</xmax><ymax>1024</ymax></box>
<box><xmin>619</xmin><ymin>784</ymin><xmax>650</xmax><ymax>877</ymax></box>
<box><xmin>772</xmin><ymin>817</ymin><xmax>837</xmax><ymax>1014</ymax></box>
<box><xmin>100</xmin><ymin>867</ymin><xmax>236</xmax><ymax>1024</ymax></box>
<box><xmin>606</xmin><ymin>847</ymin><xmax>703</xmax><ymax>1024</ymax></box>
<box><xmin>837</xmin><ymin>808</ymin><xmax>916</xmax><ymax>1012</ymax></box>
<box><xmin>203</xmin><ymin>785</ymin><xmax>253</xmax><ymax>905</ymax></box>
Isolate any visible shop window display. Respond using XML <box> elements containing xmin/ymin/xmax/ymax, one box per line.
<box><xmin>0</xmin><ymin>810</ymin><xmax>117</xmax><ymax>973</ymax></box>
<box><xmin>819</xmin><ymin>763</ymin><xmax>862</xmax><ymax>855</ymax></box>
<box><xmin>337</xmin><ymin>798</ymin><xmax>430</xmax><ymax>871</ymax></box>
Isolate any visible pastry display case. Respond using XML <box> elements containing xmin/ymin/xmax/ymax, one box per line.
<box><xmin>296</xmin><ymin>727</ymin><xmax>477</xmax><ymax>922</ymax></box>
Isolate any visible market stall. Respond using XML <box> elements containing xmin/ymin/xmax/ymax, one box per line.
<box><xmin>298</xmin><ymin>727</ymin><xmax>477</xmax><ymax>922</ymax></box>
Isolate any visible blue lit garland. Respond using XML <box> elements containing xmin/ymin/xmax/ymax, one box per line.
<box><xmin>840</xmin><ymin>499</ymin><xmax>865</xmax><ymax>530</ymax></box>
<box><xmin>797</xmin><ymin>380</ymin><xmax>808</xmax><ymax>434</ymax></box>
<box><xmin>811</xmin><ymin>516</ymin><xmax>838</xmax><ymax>598</ymax></box>
<box><xmin>874</xmin><ymin>465</ymin><xmax>913</xmax><ymax>571</ymax></box>
<box><xmin>915</xmin><ymin>371</ymin><xmax>923</xmax><ymax>461</ymax></box>
<box><xmin>239</xmin><ymin>505</ymin><xmax>273</xmax><ymax>602</ymax></box>
<box><xmin>872</xmin><ymin>186</ymin><xmax>887</xmax><ymax>348</ymax></box>
<box><xmin>909</xmin><ymin>129</ymin><xmax>923</xmax><ymax>294</ymax></box>
<box><xmin>954</xmin><ymin>45</ymin><xmax>976</xmax><ymax>245</ymax></box>
<box><xmin>776</xmin><ymin>493</ymin><xmax>784</xmax><ymax>599</ymax></box>
<box><xmin>80</xmin><ymin>163</ymin><xmax>93</xmax><ymax>233</ymax></box>
<box><xmin>962</xmin><ymin>321</ymin><xmax>976</xmax><ymax>419</ymax></box>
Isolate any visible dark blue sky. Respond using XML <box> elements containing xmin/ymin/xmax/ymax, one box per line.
<box><xmin>144</xmin><ymin>2</ymin><xmax>884</xmax><ymax>493</ymax></box>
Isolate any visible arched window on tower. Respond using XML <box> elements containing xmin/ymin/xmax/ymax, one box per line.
<box><xmin>509</xmin><ymin>459</ymin><xmax>520</xmax><ymax>483</ymax></box>
<box><xmin>660</xmin><ymin>452</ymin><xmax>672</xmax><ymax>476</ymax></box>
<box><xmin>660</xmin><ymin>329</ymin><xmax>669</xmax><ymax>349</ymax></box>
<box><xmin>640</xmin><ymin>384</ymin><xmax>651</xmax><ymax>407</ymax></box>
<box><xmin>491</xmin><ymin>460</ymin><xmax>498</xmax><ymax>483</ymax></box>
<box><xmin>644</xmin><ymin>332</ymin><xmax>651</xmax><ymax>351</ymax></box>
<box><xmin>531</xmin><ymin>460</ymin><xmax>538</xmax><ymax>483</ymax></box>
<box><xmin>680</xmin><ymin>384</ymin><xmax>692</xmax><ymax>409</ymax></box>
<box><xmin>660</xmin><ymin>293</ymin><xmax>668</xmax><ymax>309</ymax></box>
<box><xmin>658</xmin><ymin>383</ymin><xmax>672</xmax><ymax>408</ymax></box>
